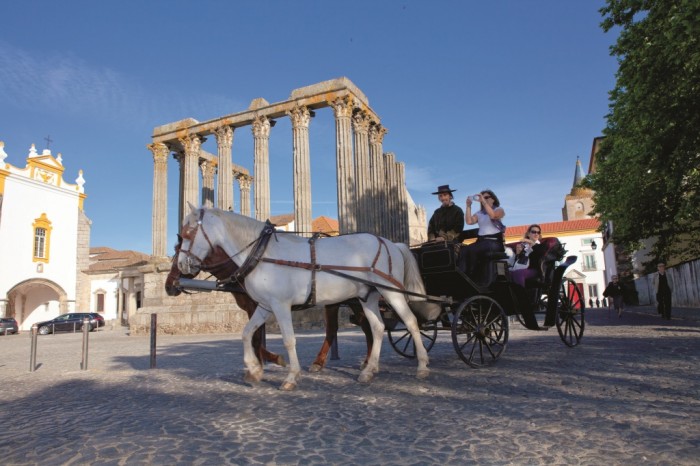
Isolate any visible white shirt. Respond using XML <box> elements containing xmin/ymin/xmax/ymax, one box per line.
<box><xmin>476</xmin><ymin>210</ymin><xmax>503</xmax><ymax>235</ymax></box>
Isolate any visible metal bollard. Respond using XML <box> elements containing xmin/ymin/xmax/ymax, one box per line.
<box><xmin>29</xmin><ymin>324</ymin><xmax>38</xmax><ymax>372</ymax></box>
<box><xmin>80</xmin><ymin>317</ymin><xmax>90</xmax><ymax>370</ymax></box>
<box><xmin>150</xmin><ymin>313</ymin><xmax>157</xmax><ymax>369</ymax></box>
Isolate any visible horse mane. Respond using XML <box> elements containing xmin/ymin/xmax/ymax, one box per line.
<box><xmin>207</xmin><ymin>208</ymin><xmax>266</xmax><ymax>239</ymax></box>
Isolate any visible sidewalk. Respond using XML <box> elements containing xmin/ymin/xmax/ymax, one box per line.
<box><xmin>592</xmin><ymin>303</ymin><xmax>700</xmax><ymax>321</ymax></box>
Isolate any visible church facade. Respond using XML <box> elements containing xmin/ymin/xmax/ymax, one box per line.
<box><xmin>0</xmin><ymin>141</ymin><xmax>91</xmax><ymax>331</ymax></box>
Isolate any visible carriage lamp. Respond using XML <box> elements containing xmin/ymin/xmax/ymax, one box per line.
<box><xmin>590</xmin><ymin>239</ymin><xmax>598</xmax><ymax>250</ymax></box>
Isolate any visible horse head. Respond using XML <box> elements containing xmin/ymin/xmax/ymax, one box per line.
<box><xmin>165</xmin><ymin>234</ymin><xmax>193</xmax><ymax>296</ymax></box>
<box><xmin>177</xmin><ymin>204</ymin><xmax>219</xmax><ymax>276</ymax></box>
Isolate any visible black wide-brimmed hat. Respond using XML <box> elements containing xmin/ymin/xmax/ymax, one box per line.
<box><xmin>432</xmin><ymin>184</ymin><xmax>457</xmax><ymax>195</ymax></box>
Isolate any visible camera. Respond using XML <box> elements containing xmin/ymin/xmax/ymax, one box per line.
<box><xmin>469</xmin><ymin>194</ymin><xmax>481</xmax><ymax>202</ymax></box>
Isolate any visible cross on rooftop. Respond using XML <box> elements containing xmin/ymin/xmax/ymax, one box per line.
<box><xmin>44</xmin><ymin>135</ymin><xmax>53</xmax><ymax>149</ymax></box>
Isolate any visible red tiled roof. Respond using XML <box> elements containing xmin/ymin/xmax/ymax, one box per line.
<box><xmin>87</xmin><ymin>247</ymin><xmax>150</xmax><ymax>273</ymax></box>
<box><xmin>312</xmin><ymin>216</ymin><xmax>339</xmax><ymax>235</ymax></box>
<box><xmin>504</xmin><ymin>218</ymin><xmax>600</xmax><ymax>241</ymax></box>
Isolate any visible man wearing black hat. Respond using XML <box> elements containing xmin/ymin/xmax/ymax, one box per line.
<box><xmin>428</xmin><ymin>185</ymin><xmax>465</xmax><ymax>241</ymax></box>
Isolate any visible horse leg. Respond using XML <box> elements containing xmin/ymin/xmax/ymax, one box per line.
<box><xmin>384</xmin><ymin>293</ymin><xmax>430</xmax><ymax>379</ymax></box>
<box><xmin>274</xmin><ymin>306</ymin><xmax>302</xmax><ymax>391</ymax></box>
<box><xmin>309</xmin><ymin>304</ymin><xmax>339</xmax><ymax>373</ymax></box>
<box><xmin>242</xmin><ymin>306</ymin><xmax>272</xmax><ymax>384</ymax></box>
<box><xmin>347</xmin><ymin>299</ymin><xmax>373</xmax><ymax>370</ymax></box>
<box><xmin>234</xmin><ymin>291</ymin><xmax>286</xmax><ymax>367</ymax></box>
<box><xmin>357</xmin><ymin>293</ymin><xmax>385</xmax><ymax>384</ymax></box>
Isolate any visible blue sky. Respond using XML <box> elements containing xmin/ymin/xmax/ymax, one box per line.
<box><xmin>1</xmin><ymin>1</ymin><xmax>618</xmax><ymax>254</ymax></box>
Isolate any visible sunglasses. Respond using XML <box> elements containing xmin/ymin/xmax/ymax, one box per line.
<box><xmin>529</xmin><ymin>230</ymin><xmax>541</xmax><ymax>234</ymax></box>
<box><xmin>482</xmin><ymin>195</ymin><xmax>492</xmax><ymax>200</ymax></box>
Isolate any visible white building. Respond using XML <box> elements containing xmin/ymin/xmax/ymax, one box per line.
<box><xmin>0</xmin><ymin>141</ymin><xmax>91</xmax><ymax>331</ymax></box>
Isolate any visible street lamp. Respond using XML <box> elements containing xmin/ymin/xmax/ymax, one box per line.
<box><xmin>591</xmin><ymin>239</ymin><xmax>597</xmax><ymax>250</ymax></box>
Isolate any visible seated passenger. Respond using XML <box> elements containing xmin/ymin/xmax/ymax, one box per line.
<box><xmin>510</xmin><ymin>224</ymin><xmax>542</xmax><ymax>287</ymax></box>
<box><xmin>427</xmin><ymin>185</ymin><xmax>465</xmax><ymax>242</ymax></box>
<box><xmin>457</xmin><ymin>189</ymin><xmax>506</xmax><ymax>278</ymax></box>
<box><xmin>508</xmin><ymin>242</ymin><xmax>529</xmax><ymax>271</ymax></box>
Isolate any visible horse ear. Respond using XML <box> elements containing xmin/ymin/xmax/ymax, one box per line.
<box><xmin>188</xmin><ymin>201</ymin><xmax>198</xmax><ymax>214</ymax></box>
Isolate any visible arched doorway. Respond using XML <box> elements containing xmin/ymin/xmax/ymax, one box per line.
<box><xmin>6</xmin><ymin>279</ymin><xmax>68</xmax><ymax>331</ymax></box>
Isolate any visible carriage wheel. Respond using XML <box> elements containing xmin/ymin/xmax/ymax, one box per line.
<box><xmin>387</xmin><ymin>318</ymin><xmax>438</xmax><ymax>359</ymax></box>
<box><xmin>451</xmin><ymin>296</ymin><xmax>508</xmax><ymax>368</ymax></box>
<box><xmin>515</xmin><ymin>293</ymin><xmax>547</xmax><ymax>327</ymax></box>
<box><xmin>555</xmin><ymin>279</ymin><xmax>585</xmax><ymax>347</ymax></box>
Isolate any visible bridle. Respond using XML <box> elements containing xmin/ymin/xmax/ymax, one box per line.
<box><xmin>179</xmin><ymin>209</ymin><xmax>217</xmax><ymax>270</ymax></box>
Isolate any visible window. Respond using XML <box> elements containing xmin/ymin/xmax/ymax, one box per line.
<box><xmin>581</xmin><ymin>238</ymin><xmax>594</xmax><ymax>248</ymax></box>
<box><xmin>32</xmin><ymin>213</ymin><xmax>52</xmax><ymax>263</ymax></box>
<box><xmin>582</xmin><ymin>254</ymin><xmax>597</xmax><ymax>271</ymax></box>
<box><xmin>34</xmin><ymin>228</ymin><xmax>46</xmax><ymax>258</ymax></box>
<box><xmin>96</xmin><ymin>293</ymin><xmax>105</xmax><ymax>312</ymax></box>
<box><xmin>588</xmin><ymin>284</ymin><xmax>599</xmax><ymax>300</ymax></box>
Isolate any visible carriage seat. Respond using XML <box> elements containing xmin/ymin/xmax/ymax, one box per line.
<box><xmin>519</xmin><ymin>237</ymin><xmax>567</xmax><ymax>289</ymax></box>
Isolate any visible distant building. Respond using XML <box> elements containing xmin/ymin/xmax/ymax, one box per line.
<box><xmin>86</xmin><ymin>247</ymin><xmax>149</xmax><ymax>324</ymax></box>
<box><xmin>0</xmin><ymin>141</ymin><xmax>90</xmax><ymax>331</ymax></box>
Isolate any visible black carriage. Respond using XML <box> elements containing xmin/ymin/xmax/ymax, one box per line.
<box><xmin>382</xmin><ymin>233</ymin><xmax>585</xmax><ymax>367</ymax></box>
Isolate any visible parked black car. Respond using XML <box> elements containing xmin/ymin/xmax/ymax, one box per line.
<box><xmin>35</xmin><ymin>313</ymin><xmax>105</xmax><ymax>335</ymax></box>
<box><xmin>0</xmin><ymin>317</ymin><xmax>19</xmax><ymax>335</ymax></box>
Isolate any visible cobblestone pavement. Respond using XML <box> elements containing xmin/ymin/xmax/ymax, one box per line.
<box><xmin>1</xmin><ymin>307</ymin><xmax>699</xmax><ymax>465</ymax></box>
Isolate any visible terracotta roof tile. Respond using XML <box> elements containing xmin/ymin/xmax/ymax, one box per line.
<box><xmin>269</xmin><ymin>213</ymin><xmax>294</xmax><ymax>226</ymax></box>
<box><xmin>312</xmin><ymin>216</ymin><xmax>339</xmax><ymax>235</ymax></box>
<box><xmin>504</xmin><ymin>218</ymin><xmax>600</xmax><ymax>241</ymax></box>
<box><xmin>87</xmin><ymin>248</ymin><xmax>150</xmax><ymax>273</ymax></box>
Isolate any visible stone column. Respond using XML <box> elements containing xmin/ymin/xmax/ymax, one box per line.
<box><xmin>384</xmin><ymin>152</ymin><xmax>398</xmax><ymax>242</ymax></box>
<box><xmin>214</xmin><ymin>126</ymin><xmax>234</xmax><ymax>211</ymax></box>
<box><xmin>352</xmin><ymin>110</ymin><xmax>371</xmax><ymax>232</ymax></box>
<box><xmin>127</xmin><ymin>277</ymin><xmax>137</xmax><ymax>323</ymax></box>
<box><xmin>179</xmin><ymin>134</ymin><xmax>202</xmax><ymax>224</ymax></box>
<box><xmin>252</xmin><ymin>115</ymin><xmax>272</xmax><ymax>221</ymax></box>
<box><xmin>369</xmin><ymin>123</ymin><xmax>388</xmax><ymax>237</ymax></box>
<box><xmin>330</xmin><ymin>96</ymin><xmax>356</xmax><ymax>234</ymax></box>
<box><xmin>148</xmin><ymin>142</ymin><xmax>169</xmax><ymax>258</ymax></box>
<box><xmin>116</xmin><ymin>272</ymin><xmax>124</xmax><ymax>324</ymax></box>
<box><xmin>287</xmin><ymin>106</ymin><xmax>312</xmax><ymax>236</ymax></box>
<box><xmin>200</xmin><ymin>160</ymin><xmax>216</xmax><ymax>207</ymax></box>
<box><xmin>397</xmin><ymin>161</ymin><xmax>409</xmax><ymax>244</ymax></box>
<box><xmin>238</xmin><ymin>175</ymin><xmax>252</xmax><ymax>217</ymax></box>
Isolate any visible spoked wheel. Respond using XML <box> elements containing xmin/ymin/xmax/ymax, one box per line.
<box><xmin>515</xmin><ymin>293</ymin><xmax>547</xmax><ymax>327</ymax></box>
<box><xmin>452</xmin><ymin>296</ymin><xmax>508</xmax><ymax>367</ymax></box>
<box><xmin>387</xmin><ymin>317</ymin><xmax>438</xmax><ymax>359</ymax></box>
<box><xmin>555</xmin><ymin>279</ymin><xmax>585</xmax><ymax>347</ymax></box>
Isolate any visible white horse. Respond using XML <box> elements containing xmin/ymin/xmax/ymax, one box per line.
<box><xmin>177</xmin><ymin>205</ymin><xmax>429</xmax><ymax>390</ymax></box>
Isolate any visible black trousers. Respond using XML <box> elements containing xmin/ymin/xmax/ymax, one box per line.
<box><xmin>657</xmin><ymin>292</ymin><xmax>672</xmax><ymax>319</ymax></box>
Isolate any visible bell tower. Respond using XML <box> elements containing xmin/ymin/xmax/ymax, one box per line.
<box><xmin>562</xmin><ymin>155</ymin><xmax>595</xmax><ymax>221</ymax></box>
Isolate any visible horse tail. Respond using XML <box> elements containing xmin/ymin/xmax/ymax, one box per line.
<box><xmin>395</xmin><ymin>243</ymin><xmax>426</xmax><ymax>301</ymax></box>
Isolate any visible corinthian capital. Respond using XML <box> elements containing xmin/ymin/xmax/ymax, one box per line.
<box><xmin>252</xmin><ymin>115</ymin><xmax>271</xmax><ymax>138</ymax></box>
<box><xmin>179</xmin><ymin>134</ymin><xmax>202</xmax><ymax>156</ymax></box>
<box><xmin>330</xmin><ymin>96</ymin><xmax>354</xmax><ymax>119</ymax></box>
<box><xmin>352</xmin><ymin>110</ymin><xmax>371</xmax><ymax>134</ymax></box>
<box><xmin>369</xmin><ymin>123</ymin><xmax>388</xmax><ymax>145</ymax></box>
<box><xmin>147</xmin><ymin>142</ymin><xmax>169</xmax><ymax>164</ymax></box>
<box><xmin>287</xmin><ymin>106</ymin><xmax>311</xmax><ymax>129</ymax></box>
<box><xmin>213</xmin><ymin>126</ymin><xmax>233</xmax><ymax>147</ymax></box>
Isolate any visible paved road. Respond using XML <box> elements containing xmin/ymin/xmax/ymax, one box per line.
<box><xmin>1</xmin><ymin>308</ymin><xmax>699</xmax><ymax>465</ymax></box>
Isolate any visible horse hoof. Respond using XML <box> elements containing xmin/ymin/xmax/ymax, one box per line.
<box><xmin>244</xmin><ymin>370</ymin><xmax>263</xmax><ymax>384</ymax></box>
<box><xmin>358</xmin><ymin>372</ymin><xmax>374</xmax><ymax>384</ymax></box>
<box><xmin>276</xmin><ymin>355</ymin><xmax>287</xmax><ymax>367</ymax></box>
<box><xmin>416</xmin><ymin>369</ymin><xmax>430</xmax><ymax>379</ymax></box>
<box><xmin>309</xmin><ymin>363</ymin><xmax>323</xmax><ymax>373</ymax></box>
<box><xmin>280</xmin><ymin>381</ymin><xmax>297</xmax><ymax>391</ymax></box>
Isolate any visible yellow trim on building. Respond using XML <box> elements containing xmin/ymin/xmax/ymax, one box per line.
<box><xmin>32</xmin><ymin>213</ymin><xmax>53</xmax><ymax>263</ymax></box>
<box><xmin>0</xmin><ymin>167</ymin><xmax>9</xmax><ymax>194</ymax></box>
<box><xmin>79</xmin><ymin>193</ymin><xmax>87</xmax><ymax>211</ymax></box>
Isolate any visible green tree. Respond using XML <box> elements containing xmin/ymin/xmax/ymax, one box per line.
<box><xmin>588</xmin><ymin>0</ymin><xmax>700</xmax><ymax>268</ymax></box>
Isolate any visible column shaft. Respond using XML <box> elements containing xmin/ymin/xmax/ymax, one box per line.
<box><xmin>148</xmin><ymin>143</ymin><xmax>169</xmax><ymax>257</ymax></box>
<box><xmin>331</xmin><ymin>97</ymin><xmax>356</xmax><ymax>234</ymax></box>
<box><xmin>214</xmin><ymin>126</ymin><xmax>234</xmax><ymax>211</ymax></box>
<box><xmin>201</xmin><ymin>160</ymin><xmax>216</xmax><ymax>207</ymax></box>
<box><xmin>352</xmin><ymin>110</ymin><xmax>371</xmax><ymax>232</ymax></box>
<box><xmin>288</xmin><ymin>106</ymin><xmax>312</xmax><ymax>236</ymax></box>
<box><xmin>397</xmin><ymin>161</ymin><xmax>409</xmax><ymax>244</ymax></box>
<box><xmin>238</xmin><ymin>175</ymin><xmax>252</xmax><ymax>217</ymax></box>
<box><xmin>369</xmin><ymin>124</ymin><xmax>388</xmax><ymax>237</ymax></box>
<box><xmin>252</xmin><ymin>116</ymin><xmax>271</xmax><ymax>221</ymax></box>
<box><xmin>179</xmin><ymin>135</ymin><xmax>202</xmax><ymax>224</ymax></box>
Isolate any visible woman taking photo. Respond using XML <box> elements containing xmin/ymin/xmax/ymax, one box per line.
<box><xmin>458</xmin><ymin>189</ymin><xmax>505</xmax><ymax>279</ymax></box>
